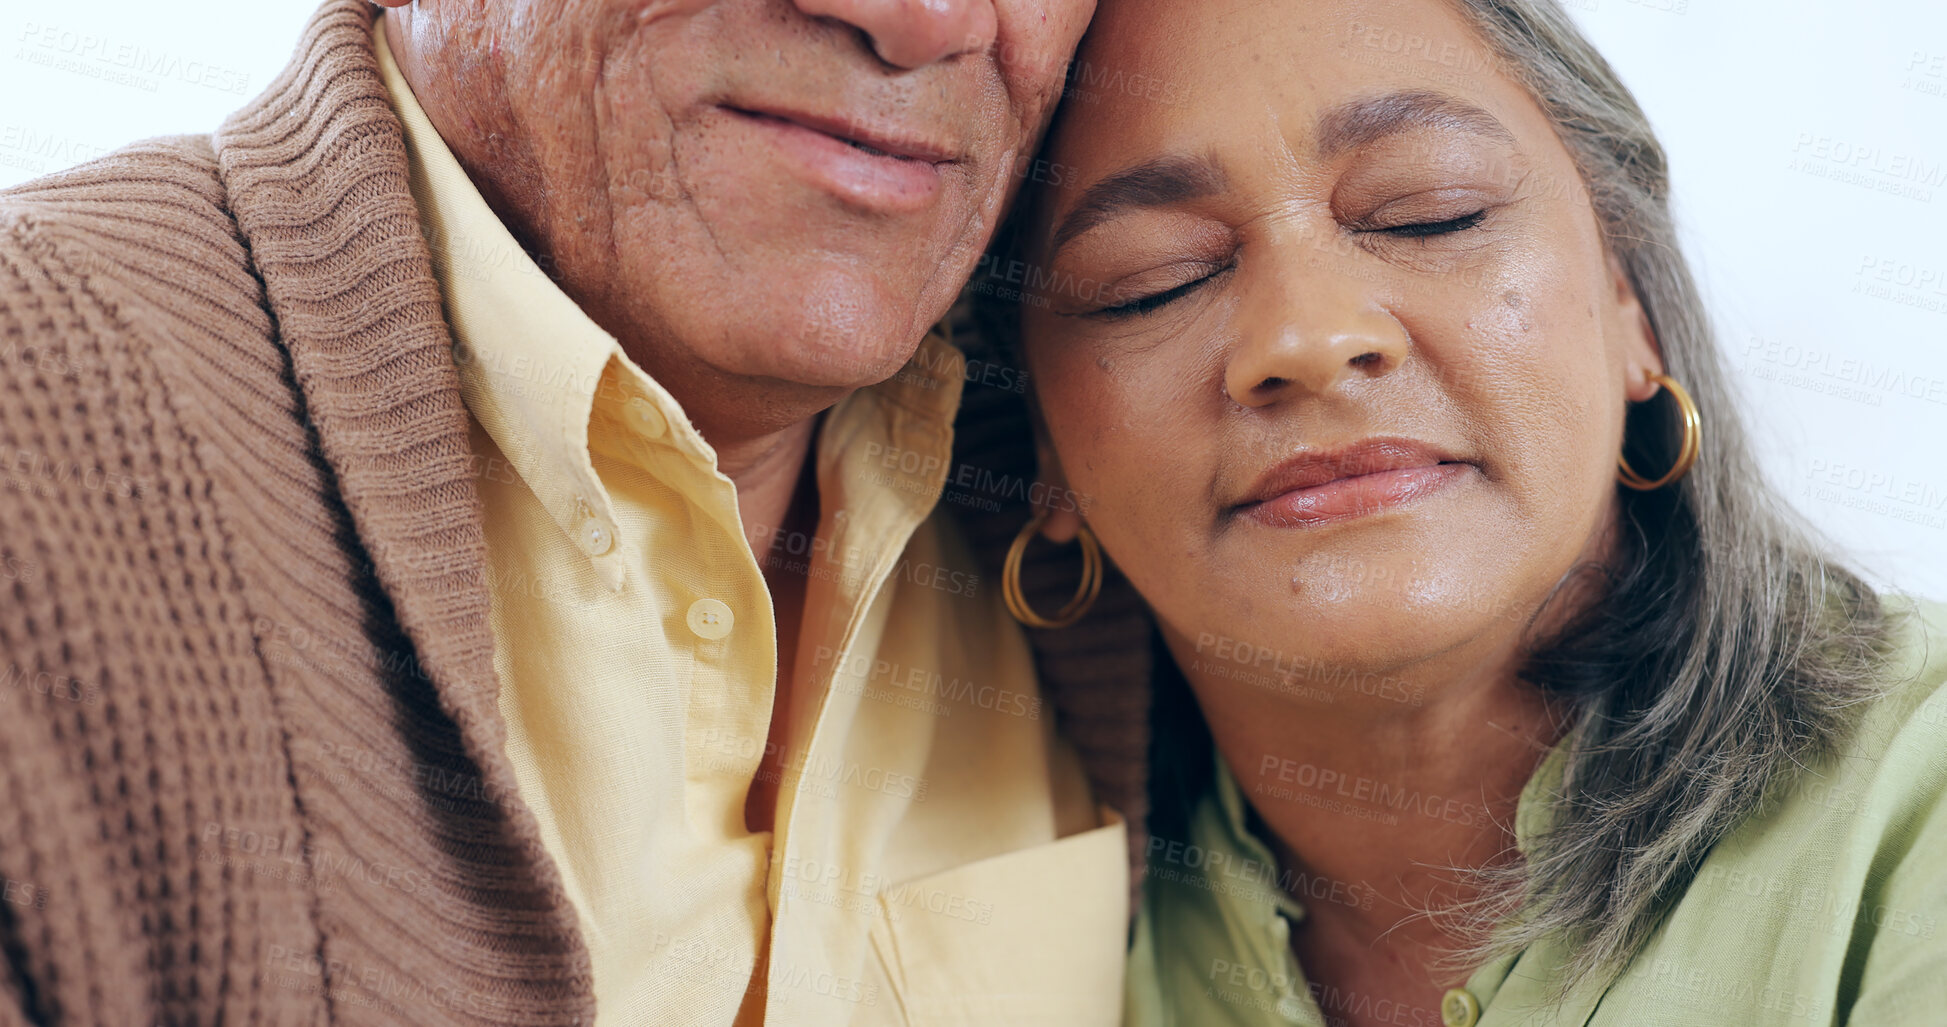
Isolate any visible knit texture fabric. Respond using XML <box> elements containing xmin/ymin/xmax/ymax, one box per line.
<box><xmin>0</xmin><ymin>3</ymin><xmax>591</xmax><ymax>1022</ymax></box>
<box><xmin>0</xmin><ymin>2</ymin><xmax>1152</xmax><ymax>1024</ymax></box>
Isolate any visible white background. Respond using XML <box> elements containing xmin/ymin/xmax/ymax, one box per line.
<box><xmin>5</xmin><ymin>0</ymin><xmax>1944</xmax><ymax>598</ymax></box>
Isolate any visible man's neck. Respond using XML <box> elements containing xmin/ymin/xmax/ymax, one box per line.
<box><xmin>728</xmin><ymin>414</ymin><xmax>824</xmax><ymax>836</ymax></box>
<box><xmin>713</xmin><ymin>415</ymin><xmax>823</xmax><ymax>558</ymax></box>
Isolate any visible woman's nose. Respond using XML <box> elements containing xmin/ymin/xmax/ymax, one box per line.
<box><xmin>1222</xmin><ymin>268</ymin><xmax>1410</xmax><ymax>407</ymax></box>
<box><xmin>790</xmin><ymin>0</ymin><xmax>999</xmax><ymax>69</ymax></box>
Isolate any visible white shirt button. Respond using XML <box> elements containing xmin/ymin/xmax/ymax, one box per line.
<box><xmin>626</xmin><ymin>397</ymin><xmax>668</xmax><ymax>439</ymax></box>
<box><xmin>578</xmin><ymin>516</ymin><xmax>614</xmax><ymax>558</ymax></box>
<box><xmin>686</xmin><ymin>598</ymin><xmax>734</xmax><ymax>641</ymax></box>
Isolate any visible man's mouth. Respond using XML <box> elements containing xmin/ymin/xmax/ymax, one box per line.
<box><xmin>720</xmin><ymin>103</ymin><xmax>961</xmax><ymax>213</ymax></box>
<box><xmin>724</xmin><ymin>105</ymin><xmax>959</xmax><ymax>165</ymax></box>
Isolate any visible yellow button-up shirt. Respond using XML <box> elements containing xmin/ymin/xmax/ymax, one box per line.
<box><xmin>375</xmin><ymin>25</ymin><xmax>1128</xmax><ymax>1027</ymax></box>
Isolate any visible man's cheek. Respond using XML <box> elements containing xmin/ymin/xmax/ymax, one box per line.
<box><xmin>994</xmin><ymin>3</ymin><xmax>1097</xmax><ymax>104</ymax></box>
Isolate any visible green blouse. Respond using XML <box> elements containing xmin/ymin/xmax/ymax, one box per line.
<box><xmin>1126</xmin><ymin>597</ymin><xmax>1947</xmax><ymax>1027</ymax></box>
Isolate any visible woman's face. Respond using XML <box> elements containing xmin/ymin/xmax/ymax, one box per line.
<box><xmin>1018</xmin><ymin>0</ymin><xmax>1663</xmax><ymax>683</ymax></box>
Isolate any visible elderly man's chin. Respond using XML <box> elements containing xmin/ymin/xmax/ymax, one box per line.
<box><xmin>628</xmin><ymin>254</ymin><xmax>963</xmax><ymax>394</ymax></box>
<box><xmin>609</xmin><ymin>161</ymin><xmax>987</xmax><ymax>394</ymax></box>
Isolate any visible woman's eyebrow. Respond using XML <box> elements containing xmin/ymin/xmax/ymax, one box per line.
<box><xmin>1043</xmin><ymin>92</ymin><xmax>1509</xmax><ymax>261</ymax></box>
<box><xmin>1048</xmin><ymin>152</ymin><xmax>1228</xmax><ymax>258</ymax></box>
<box><xmin>1315</xmin><ymin>89</ymin><xmax>1516</xmax><ymax>159</ymax></box>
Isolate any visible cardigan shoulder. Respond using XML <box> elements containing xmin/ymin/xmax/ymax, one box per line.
<box><xmin>2</xmin><ymin>133</ymin><xmax>234</xmax><ymax>254</ymax></box>
<box><xmin>0</xmin><ymin>133</ymin><xmax>274</xmax><ymax>348</ymax></box>
<box><xmin>0</xmin><ymin>138</ymin><xmax>326</xmax><ymax>1026</ymax></box>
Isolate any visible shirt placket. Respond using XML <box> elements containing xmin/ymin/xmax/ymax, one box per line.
<box><xmin>584</xmin><ymin>373</ymin><xmax>785</xmax><ymax>1019</ymax></box>
<box><xmin>760</xmin><ymin>399</ymin><xmax>945</xmax><ymax>1027</ymax></box>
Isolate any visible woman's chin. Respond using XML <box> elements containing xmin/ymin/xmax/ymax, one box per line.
<box><xmin>1174</xmin><ymin>589</ymin><xmax>1531</xmax><ymax>695</ymax></box>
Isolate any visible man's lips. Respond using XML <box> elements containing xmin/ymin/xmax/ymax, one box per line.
<box><xmin>723</xmin><ymin>105</ymin><xmax>959</xmax><ymax>165</ymax></box>
<box><xmin>1234</xmin><ymin>437</ymin><xmax>1473</xmax><ymax>527</ymax></box>
<box><xmin>721</xmin><ymin>104</ymin><xmax>960</xmax><ymax>212</ymax></box>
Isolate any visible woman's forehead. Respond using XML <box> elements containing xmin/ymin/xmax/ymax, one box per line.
<box><xmin>1027</xmin><ymin>0</ymin><xmax>1558</xmax><ymax>260</ymax></box>
<box><xmin>1054</xmin><ymin>0</ymin><xmax>1521</xmax><ymax>162</ymax></box>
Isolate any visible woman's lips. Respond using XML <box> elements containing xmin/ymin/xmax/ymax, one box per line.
<box><xmin>1239</xmin><ymin>463</ymin><xmax>1471</xmax><ymax>527</ymax></box>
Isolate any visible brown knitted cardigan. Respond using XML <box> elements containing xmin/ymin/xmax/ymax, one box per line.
<box><xmin>0</xmin><ymin>2</ymin><xmax>1150</xmax><ymax>1024</ymax></box>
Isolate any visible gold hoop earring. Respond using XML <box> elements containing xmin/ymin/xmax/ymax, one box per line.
<box><xmin>1002</xmin><ymin>511</ymin><xmax>1103</xmax><ymax>630</ymax></box>
<box><xmin>1617</xmin><ymin>372</ymin><xmax>1701</xmax><ymax>491</ymax></box>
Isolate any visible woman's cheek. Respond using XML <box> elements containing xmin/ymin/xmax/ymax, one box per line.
<box><xmin>1043</xmin><ymin>385</ymin><xmax>1164</xmax><ymax>553</ymax></box>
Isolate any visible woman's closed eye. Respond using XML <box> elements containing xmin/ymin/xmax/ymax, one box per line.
<box><xmin>1065</xmin><ymin>201</ymin><xmax>1492</xmax><ymax>320</ymax></box>
<box><xmin>1089</xmin><ymin>261</ymin><xmax>1236</xmax><ymax>320</ymax></box>
<box><xmin>1371</xmin><ymin>209</ymin><xmax>1488</xmax><ymax>238</ymax></box>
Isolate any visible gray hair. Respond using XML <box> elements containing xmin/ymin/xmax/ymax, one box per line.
<box><xmin>1410</xmin><ymin>0</ymin><xmax>1902</xmax><ymax>990</ymax></box>
<box><xmin>971</xmin><ymin>0</ymin><xmax>1909</xmax><ymax>996</ymax></box>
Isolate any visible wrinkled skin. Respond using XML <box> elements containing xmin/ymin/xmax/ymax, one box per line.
<box><xmin>377</xmin><ymin>0</ymin><xmax>1094</xmax><ymax>448</ymax></box>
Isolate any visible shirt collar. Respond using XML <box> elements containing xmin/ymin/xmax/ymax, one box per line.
<box><xmin>1514</xmin><ymin>726</ymin><xmax>1573</xmax><ymax>853</ymax></box>
<box><xmin>376</xmin><ymin>22</ymin><xmax>638</xmax><ymax>590</ymax></box>
<box><xmin>1207</xmin><ymin>745</ymin><xmax>1310</xmax><ymax>925</ymax></box>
